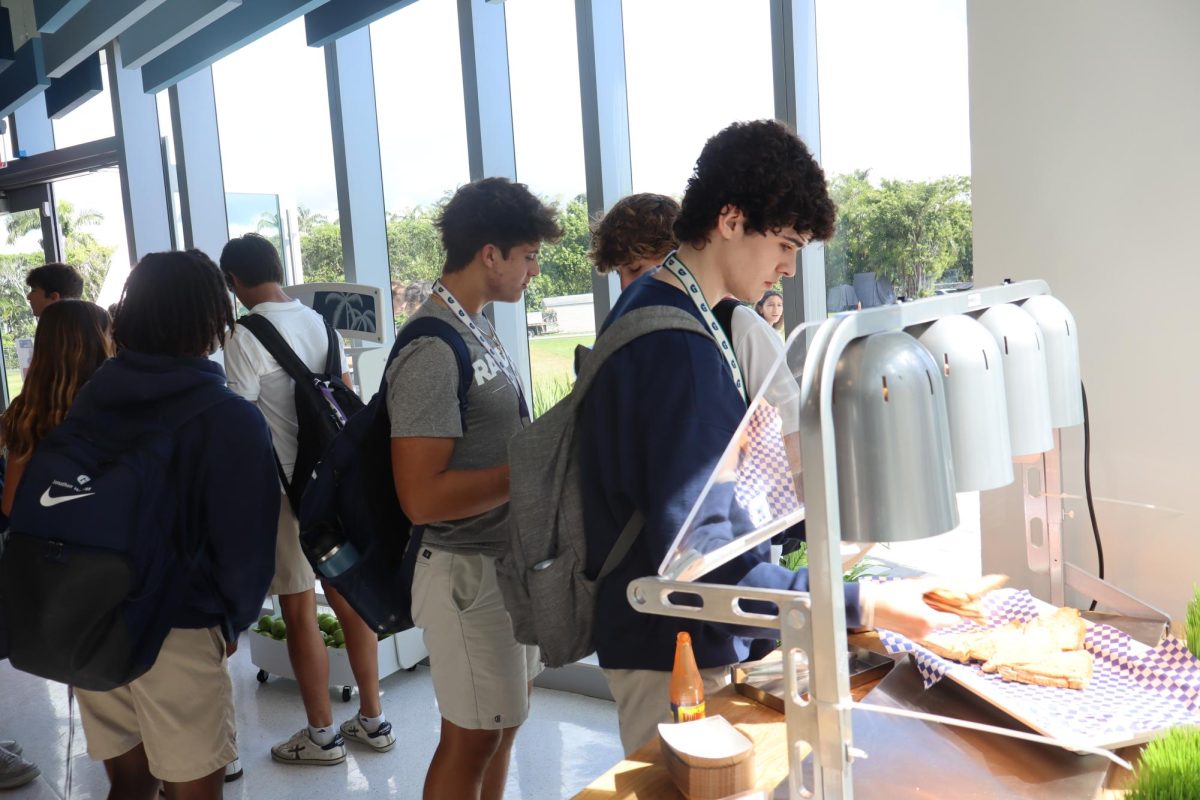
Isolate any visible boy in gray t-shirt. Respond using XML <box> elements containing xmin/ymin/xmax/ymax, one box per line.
<box><xmin>387</xmin><ymin>177</ymin><xmax>561</xmax><ymax>800</ymax></box>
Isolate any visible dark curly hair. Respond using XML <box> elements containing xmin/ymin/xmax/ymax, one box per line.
<box><xmin>589</xmin><ymin>193</ymin><xmax>680</xmax><ymax>272</ymax></box>
<box><xmin>114</xmin><ymin>250</ymin><xmax>235</xmax><ymax>358</ymax></box>
<box><xmin>438</xmin><ymin>177</ymin><xmax>563</xmax><ymax>273</ymax></box>
<box><xmin>675</xmin><ymin>120</ymin><xmax>836</xmax><ymax>246</ymax></box>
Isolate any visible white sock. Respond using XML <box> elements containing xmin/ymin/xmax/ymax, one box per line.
<box><xmin>359</xmin><ymin>712</ymin><xmax>385</xmax><ymax>732</ymax></box>
<box><xmin>308</xmin><ymin>725</ymin><xmax>336</xmax><ymax>746</ymax></box>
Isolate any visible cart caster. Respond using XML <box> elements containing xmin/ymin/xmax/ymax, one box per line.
<box><xmin>341</xmin><ymin>686</ymin><xmax>352</xmax><ymax>702</ymax></box>
<box><xmin>256</xmin><ymin>669</ymin><xmax>269</xmax><ymax>684</ymax></box>
<box><xmin>405</xmin><ymin>665</ymin><xmax>417</xmax><ymax>672</ymax></box>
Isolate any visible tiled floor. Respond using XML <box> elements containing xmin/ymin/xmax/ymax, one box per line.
<box><xmin>1</xmin><ymin>644</ymin><xmax>623</xmax><ymax>799</ymax></box>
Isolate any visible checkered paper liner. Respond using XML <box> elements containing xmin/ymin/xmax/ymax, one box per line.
<box><xmin>876</xmin><ymin>588</ymin><xmax>1200</xmax><ymax>749</ymax></box>
<box><xmin>734</xmin><ymin>400</ymin><xmax>802</xmax><ymax>527</ymax></box>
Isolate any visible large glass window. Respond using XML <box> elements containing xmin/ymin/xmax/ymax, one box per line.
<box><xmin>371</xmin><ymin>0</ymin><xmax>471</xmax><ymax>332</ymax></box>
<box><xmin>815</xmin><ymin>0</ymin><xmax>977</xmax><ymax>575</ymax></box>
<box><xmin>816</xmin><ymin>0</ymin><xmax>973</xmax><ymax>311</ymax></box>
<box><xmin>506</xmin><ymin>0</ymin><xmax>592</xmax><ymax>416</ymax></box>
<box><xmin>624</xmin><ymin>1</ymin><xmax>775</xmax><ymax>197</ymax></box>
<box><xmin>212</xmin><ymin>19</ymin><xmax>339</xmax><ymax>288</ymax></box>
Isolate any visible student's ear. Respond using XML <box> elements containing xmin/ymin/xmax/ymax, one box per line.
<box><xmin>48</xmin><ymin>291</ymin><xmax>62</xmax><ymax>302</ymax></box>
<box><xmin>716</xmin><ymin>205</ymin><xmax>744</xmax><ymax>241</ymax></box>
<box><xmin>480</xmin><ymin>243</ymin><xmax>500</xmax><ymax>269</ymax></box>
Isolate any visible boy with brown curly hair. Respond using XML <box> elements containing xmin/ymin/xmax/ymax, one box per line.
<box><xmin>576</xmin><ymin>120</ymin><xmax>960</xmax><ymax>755</ymax></box>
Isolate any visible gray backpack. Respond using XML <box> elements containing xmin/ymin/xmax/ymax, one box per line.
<box><xmin>498</xmin><ymin>306</ymin><xmax>709</xmax><ymax>668</ymax></box>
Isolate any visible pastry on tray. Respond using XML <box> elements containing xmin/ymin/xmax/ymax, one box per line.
<box><xmin>923</xmin><ymin>574</ymin><xmax>1010</xmax><ymax>620</ymax></box>
<box><xmin>918</xmin><ymin>606</ymin><xmax>1094</xmax><ymax>690</ymax></box>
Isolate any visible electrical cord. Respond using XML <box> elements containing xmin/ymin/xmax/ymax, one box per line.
<box><xmin>1082</xmin><ymin>382</ymin><xmax>1104</xmax><ymax>611</ymax></box>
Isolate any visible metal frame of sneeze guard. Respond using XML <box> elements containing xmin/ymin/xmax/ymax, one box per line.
<box><xmin>627</xmin><ymin>280</ymin><xmax>1110</xmax><ymax>799</ymax></box>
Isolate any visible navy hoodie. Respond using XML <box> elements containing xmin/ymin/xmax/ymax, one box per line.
<box><xmin>69</xmin><ymin>350</ymin><xmax>279</xmax><ymax>638</ymax></box>
<box><xmin>579</xmin><ymin>276</ymin><xmax>862</xmax><ymax>671</ymax></box>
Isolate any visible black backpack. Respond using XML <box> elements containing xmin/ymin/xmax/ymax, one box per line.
<box><xmin>236</xmin><ymin>315</ymin><xmax>365</xmax><ymax>511</ymax></box>
<box><xmin>298</xmin><ymin>316</ymin><xmax>473</xmax><ymax>633</ymax></box>
<box><xmin>0</xmin><ymin>381</ymin><xmax>233</xmax><ymax>689</ymax></box>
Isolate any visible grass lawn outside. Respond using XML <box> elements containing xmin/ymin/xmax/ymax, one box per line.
<box><xmin>528</xmin><ymin>333</ymin><xmax>594</xmax><ymax>416</ymax></box>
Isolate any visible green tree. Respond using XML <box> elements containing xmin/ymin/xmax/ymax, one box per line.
<box><xmin>528</xmin><ymin>194</ymin><xmax>591</xmax><ymax>310</ymax></box>
<box><xmin>299</xmin><ymin>220</ymin><xmax>345</xmax><ymax>284</ymax></box>
<box><xmin>867</xmin><ymin>176</ymin><xmax>972</xmax><ymax>299</ymax></box>
<box><xmin>2</xmin><ymin>200</ymin><xmax>113</xmax><ymax>302</ymax></box>
<box><xmin>824</xmin><ymin>172</ymin><xmax>972</xmax><ymax>300</ymax></box>
<box><xmin>296</xmin><ymin>205</ymin><xmax>328</xmax><ymax>235</ymax></box>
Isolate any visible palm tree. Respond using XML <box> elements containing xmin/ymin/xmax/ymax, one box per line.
<box><xmin>4</xmin><ymin>200</ymin><xmax>103</xmax><ymax>247</ymax></box>
<box><xmin>296</xmin><ymin>205</ymin><xmax>329</xmax><ymax>235</ymax></box>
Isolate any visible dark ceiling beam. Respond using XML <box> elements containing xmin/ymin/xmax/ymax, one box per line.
<box><xmin>42</xmin><ymin>0</ymin><xmax>167</xmax><ymax>78</ymax></box>
<box><xmin>304</xmin><ymin>0</ymin><xmax>417</xmax><ymax>48</ymax></box>
<box><xmin>118</xmin><ymin>0</ymin><xmax>241</xmax><ymax>70</ymax></box>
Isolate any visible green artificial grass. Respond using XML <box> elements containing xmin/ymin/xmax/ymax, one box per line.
<box><xmin>1127</xmin><ymin>726</ymin><xmax>1200</xmax><ymax>800</ymax></box>
<box><xmin>1186</xmin><ymin>585</ymin><xmax>1200</xmax><ymax>660</ymax></box>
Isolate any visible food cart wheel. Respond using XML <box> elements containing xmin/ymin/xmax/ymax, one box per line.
<box><xmin>405</xmin><ymin>665</ymin><xmax>417</xmax><ymax>672</ymax></box>
<box><xmin>341</xmin><ymin>686</ymin><xmax>352</xmax><ymax>702</ymax></box>
<box><xmin>256</xmin><ymin>669</ymin><xmax>269</xmax><ymax>684</ymax></box>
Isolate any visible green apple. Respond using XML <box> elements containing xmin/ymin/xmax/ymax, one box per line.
<box><xmin>271</xmin><ymin>619</ymin><xmax>287</xmax><ymax>640</ymax></box>
<box><xmin>258</xmin><ymin>615</ymin><xmax>273</xmax><ymax>633</ymax></box>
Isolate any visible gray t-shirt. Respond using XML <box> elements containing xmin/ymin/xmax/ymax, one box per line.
<box><xmin>386</xmin><ymin>298</ymin><xmax>527</xmax><ymax>556</ymax></box>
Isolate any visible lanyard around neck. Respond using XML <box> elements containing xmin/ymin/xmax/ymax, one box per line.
<box><xmin>432</xmin><ymin>280</ymin><xmax>529</xmax><ymax>419</ymax></box>
<box><xmin>662</xmin><ymin>252</ymin><xmax>748</xmax><ymax>403</ymax></box>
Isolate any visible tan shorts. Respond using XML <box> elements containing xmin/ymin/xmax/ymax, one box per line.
<box><xmin>411</xmin><ymin>545</ymin><xmax>543</xmax><ymax>730</ymax></box>
<box><xmin>75</xmin><ymin>627</ymin><xmax>236</xmax><ymax>782</ymax></box>
<box><xmin>269</xmin><ymin>493</ymin><xmax>316</xmax><ymax>596</ymax></box>
<box><xmin>603</xmin><ymin>665</ymin><xmax>731</xmax><ymax>756</ymax></box>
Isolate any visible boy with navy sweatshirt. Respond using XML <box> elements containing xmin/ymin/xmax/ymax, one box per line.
<box><xmin>72</xmin><ymin>251</ymin><xmax>278</xmax><ymax>799</ymax></box>
<box><xmin>577</xmin><ymin>121</ymin><xmax>959</xmax><ymax>755</ymax></box>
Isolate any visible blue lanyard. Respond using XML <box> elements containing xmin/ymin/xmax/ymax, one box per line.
<box><xmin>662</xmin><ymin>252</ymin><xmax>748</xmax><ymax>403</ymax></box>
<box><xmin>432</xmin><ymin>280</ymin><xmax>529</xmax><ymax>420</ymax></box>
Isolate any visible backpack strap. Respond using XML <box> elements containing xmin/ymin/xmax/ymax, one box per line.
<box><xmin>388</xmin><ymin>316</ymin><xmax>473</xmax><ymax>431</ymax></box>
<box><xmin>571</xmin><ymin>306</ymin><xmax>710</xmax><ymax>406</ymax></box>
<box><xmin>322</xmin><ymin>322</ymin><xmax>341</xmax><ymax>377</ymax></box>
<box><xmin>712</xmin><ymin>298</ymin><xmax>740</xmax><ymax>343</ymax></box>
<box><xmin>236</xmin><ymin>314</ymin><xmax>318</xmax><ymax>384</ymax></box>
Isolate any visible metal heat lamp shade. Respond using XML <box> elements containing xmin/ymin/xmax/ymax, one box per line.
<box><xmin>833</xmin><ymin>331</ymin><xmax>959</xmax><ymax>543</ymax></box>
<box><xmin>916</xmin><ymin>315</ymin><xmax>1014</xmax><ymax>492</ymax></box>
<box><xmin>1021</xmin><ymin>295</ymin><xmax>1084</xmax><ymax>428</ymax></box>
<box><xmin>975</xmin><ymin>303</ymin><xmax>1054</xmax><ymax>457</ymax></box>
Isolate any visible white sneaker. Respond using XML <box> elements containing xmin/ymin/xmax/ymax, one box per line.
<box><xmin>339</xmin><ymin>717</ymin><xmax>396</xmax><ymax>752</ymax></box>
<box><xmin>270</xmin><ymin>729</ymin><xmax>346</xmax><ymax>766</ymax></box>
<box><xmin>0</xmin><ymin>746</ymin><xmax>39</xmax><ymax>789</ymax></box>
<box><xmin>224</xmin><ymin>758</ymin><xmax>243</xmax><ymax>782</ymax></box>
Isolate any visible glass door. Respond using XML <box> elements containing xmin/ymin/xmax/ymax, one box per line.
<box><xmin>0</xmin><ymin>184</ymin><xmax>56</xmax><ymax>408</ymax></box>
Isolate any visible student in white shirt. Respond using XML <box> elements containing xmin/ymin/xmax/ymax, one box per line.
<box><xmin>221</xmin><ymin>234</ymin><xmax>396</xmax><ymax>767</ymax></box>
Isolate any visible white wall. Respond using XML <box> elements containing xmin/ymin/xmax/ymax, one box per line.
<box><xmin>968</xmin><ymin>0</ymin><xmax>1200</xmax><ymax>622</ymax></box>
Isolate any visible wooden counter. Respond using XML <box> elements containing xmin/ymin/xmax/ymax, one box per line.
<box><xmin>575</xmin><ymin>633</ymin><xmax>1143</xmax><ymax>799</ymax></box>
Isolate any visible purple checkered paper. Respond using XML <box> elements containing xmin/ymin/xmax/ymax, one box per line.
<box><xmin>734</xmin><ymin>400</ymin><xmax>801</xmax><ymax>526</ymax></box>
<box><xmin>876</xmin><ymin>588</ymin><xmax>1200</xmax><ymax>749</ymax></box>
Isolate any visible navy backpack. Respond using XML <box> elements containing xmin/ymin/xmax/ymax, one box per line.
<box><xmin>0</xmin><ymin>384</ymin><xmax>232</xmax><ymax>690</ymax></box>
<box><xmin>298</xmin><ymin>317</ymin><xmax>472</xmax><ymax>634</ymax></box>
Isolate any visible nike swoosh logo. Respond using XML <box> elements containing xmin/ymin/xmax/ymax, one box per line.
<box><xmin>39</xmin><ymin>488</ymin><xmax>96</xmax><ymax>507</ymax></box>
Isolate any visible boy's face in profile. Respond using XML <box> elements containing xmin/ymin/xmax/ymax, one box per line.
<box><xmin>27</xmin><ymin>287</ymin><xmax>59</xmax><ymax>318</ymax></box>
<box><xmin>725</xmin><ymin>225</ymin><xmax>811</xmax><ymax>303</ymax></box>
<box><xmin>487</xmin><ymin>241</ymin><xmax>542</xmax><ymax>303</ymax></box>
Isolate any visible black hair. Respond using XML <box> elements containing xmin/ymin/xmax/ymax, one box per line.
<box><xmin>26</xmin><ymin>262</ymin><xmax>84</xmax><ymax>299</ymax></box>
<box><xmin>675</xmin><ymin>120</ymin><xmax>836</xmax><ymax>246</ymax></box>
<box><xmin>114</xmin><ymin>250</ymin><xmax>235</xmax><ymax>358</ymax></box>
<box><xmin>437</xmin><ymin>177</ymin><xmax>563</xmax><ymax>273</ymax></box>
<box><xmin>219</xmin><ymin>233</ymin><xmax>284</xmax><ymax>288</ymax></box>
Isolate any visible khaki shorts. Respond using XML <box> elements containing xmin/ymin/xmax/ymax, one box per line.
<box><xmin>603</xmin><ymin>665</ymin><xmax>731</xmax><ymax>756</ymax></box>
<box><xmin>269</xmin><ymin>493</ymin><xmax>316</xmax><ymax>596</ymax></box>
<box><xmin>75</xmin><ymin>627</ymin><xmax>236</xmax><ymax>783</ymax></box>
<box><xmin>411</xmin><ymin>545</ymin><xmax>543</xmax><ymax>730</ymax></box>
